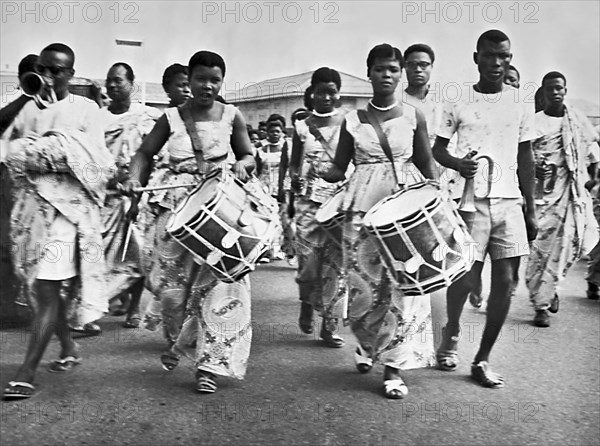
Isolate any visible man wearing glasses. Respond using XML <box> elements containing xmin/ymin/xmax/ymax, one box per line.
<box><xmin>3</xmin><ymin>43</ymin><xmax>113</xmax><ymax>399</ymax></box>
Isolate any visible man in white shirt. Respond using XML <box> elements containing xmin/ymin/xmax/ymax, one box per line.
<box><xmin>432</xmin><ymin>30</ymin><xmax>537</xmax><ymax>389</ymax></box>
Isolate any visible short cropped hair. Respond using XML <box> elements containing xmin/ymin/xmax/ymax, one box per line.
<box><xmin>162</xmin><ymin>63</ymin><xmax>188</xmax><ymax>91</ymax></box>
<box><xmin>541</xmin><ymin>71</ymin><xmax>567</xmax><ymax>87</ymax></box>
<box><xmin>404</xmin><ymin>43</ymin><xmax>435</xmax><ymax>64</ymax></box>
<box><xmin>311</xmin><ymin>67</ymin><xmax>341</xmax><ymax>90</ymax></box>
<box><xmin>110</xmin><ymin>62</ymin><xmax>135</xmax><ymax>82</ymax></box>
<box><xmin>18</xmin><ymin>54</ymin><xmax>38</xmax><ymax>77</ymax></box>
<box><xmin>42</xmin><ymin>43</ymin><xmax>75</xmax><ymax>66</ymax></box>
<box><xmin>367</xmin><ymin>43</ymin><xmax>404</xmax><ymax>76</ymax></box>
<box><xmin>188</xmin><ymin>50</ymin><xmax>226</xmax><ymax>77</ymax></box>
<box><xmin>476</xmin><ymin>30</ymin><xmax>510</xmax><ymax>51</ymax></box>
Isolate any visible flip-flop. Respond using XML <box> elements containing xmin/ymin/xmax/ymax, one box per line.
<box><xmin>354</xmin><ymin>346</ymin><xmax>373</xmax><ymax>374</ymax></box>
<box><xmin>48</xmin><ymin>356</ymin><xmax>81</xmax><ymax>372</ymax></box>
<box><xmin>436</xmin><ymin>332</ymin><xmax>460</xmax><ymax>371</ymax></box>
<box><xmin>160</xmin><ymin>352</ymin><xmax>179</xmax><ymax>371</ymax></box>
<box><xmin>383</xmin><ymin>379</ymin><xmax>408</xmax><ymax>399</ymax></box>
<box><xmin>471</xmin><ymin>361</ymin><xmax>505</xmax><ymax>389</ymax></box>
<box><xmin>3</xmin><ymin>381</ymin><xmax>36</xmax><ymax>400</ymax></box>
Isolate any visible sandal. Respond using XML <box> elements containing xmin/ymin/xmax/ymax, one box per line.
<box><xmin>195</xmin><ymin>370</ymin><xmax>217</xmax><ymax>393</ymax></box>
<box><xmin>48</xmin><ymin>356</ymin><xmax>81</xmax><ymax>373</ymax></box>
<box><xmin>3</xmin><ymin>381</ymin><xmax>35</xmax><ymax>400</ymax></box>
<box><xmin>70</xmin><ymin>323</ymin><xmax>102</xmax><ymax>337</ymax></box>
<box><xmin>471</xmin><ymin>361</ymin><xmax>505</xmax><ymax>389</ymax></box>
<box><xmin>123</xmin><ymin>314</ymin><xmax>142</xmax><ymax>329</ymax></box>
<box><xmin>383</xmin><ymin>378</ymin><xmax>408</xmax><ymax>399</ymax></box>
<box><xmin>354</xmin><ymin>346</ymin><xmax>373</xmax><ymax>374</ymax></box>
<box><xmin>436</xmin><ymin>329</ymin><xmax>459</xmax><ymax>371</ymax></box>
<box><xmin>160</xmin><ymin>351</ymin><xmax>180</xmax><ymax>371</ymax></box>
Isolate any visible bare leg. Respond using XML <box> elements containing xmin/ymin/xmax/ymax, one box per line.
<box><xmin>13</xmin><ymin>280</ymin><xmax>61</xmax><ymax>383</ymax></box>
<box><xmin>445</xmin><ymin>261</ymin><xmax>484</xmax><ymax>338</ymax></box>
<box><xmin>474</xmin><ymin>257</ymin><xmax>519</xmax><ymax>363</ymax></box>
<box><xmin>124</xmin><ymin>278</ymin><xmax>144</xmax><ymax>328</ymax></box>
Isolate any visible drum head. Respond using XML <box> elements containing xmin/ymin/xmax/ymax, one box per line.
<box><xmin>168</xmin><ymin>176</ymin><xmax>220</xmax><ymax>231</ymax></box>
<box><xmin>316</xmin><ymin>188</ymin><xmax>344</xmax><ymax>223</ymax></box>
<box><xmin>367</xmin><ymin>183</ymin><xmax>438</xmax><ymax>227</ymax></box>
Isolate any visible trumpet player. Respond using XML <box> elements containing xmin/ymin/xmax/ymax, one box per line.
<box><xmin>432</xmin><ymin>30</ymin><xmax>537</xmax><ymax>389</ymax></box>
<box><xmin>525</xmin><ymin>71</ymin><xmax>599</xmax><ymax>328</ymax></box>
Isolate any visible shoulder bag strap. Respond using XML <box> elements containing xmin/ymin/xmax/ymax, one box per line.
<box><xmin>177</xmin><ymin>101</ymin><xmax>203</xmax><ymax>154</ymax></box>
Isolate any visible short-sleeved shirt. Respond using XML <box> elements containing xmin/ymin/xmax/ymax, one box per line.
<box><xmin>437</xmin><ymin>84</ymin><xmax>535</xmax><ymax>199</ymax></box>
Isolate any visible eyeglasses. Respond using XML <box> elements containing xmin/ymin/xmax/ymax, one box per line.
<box><xmin>406</xmin><ymin>61</ymin><xmax>431</xmax><ymax>70</ymax></box>
<box><xmin>34</xmin><ymin>63</ymin><xmax>71</xmax><ymax>76</ymax></box>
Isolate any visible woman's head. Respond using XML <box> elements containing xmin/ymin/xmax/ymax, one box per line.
<box><xmin>366</xmin><ymin>44</ymin><xmax>404</xmax><ymax>95</ymax></box>
<box><xmin>310</xmin><ymin>67</ymin><xmax>341</xmax><ymax>114</ymax></box>
<box><xmin>106</xmin><ymin>62</ymin><xmax>134</xmax><ymax>103</ymax></box>
<box><xmin>188</xmin><ymin>51</ymin><xmax>226</xmax><ymax>106</ymax></box>
<box><xmin>162</xmin><ymin>63</ymin><xmax>190</xmax><ymax>106</ymax></box>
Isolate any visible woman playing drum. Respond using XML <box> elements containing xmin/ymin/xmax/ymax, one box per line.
<box><xmin>125</xmin><ymin>50</ymin><xmax>256</xmax><ymax>394</ymax></box>
<box><xmin>322</xmin><ymin>44</ymin><xmax>438</xmax><ymax>399</ymax></box>
<box><xmin>288</xmin><ymin>67</ymin><xmax>348</xmax><ymax>347</ymax></box>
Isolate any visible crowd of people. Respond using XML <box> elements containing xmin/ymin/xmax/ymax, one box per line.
<box><xmin>1</xmin><ymin>28</ymin><xmax>599</xmax><ymax>401</ymax></box>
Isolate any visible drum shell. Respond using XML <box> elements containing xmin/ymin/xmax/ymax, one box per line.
<box><xmin>315</xmin><ymin>185</ymin><xmax>346</xmax><ymax>247</ymax></box>
<box><xmin>363</xmin><ymin>182</ymin><xmax>474</xmax><ymax>295</ymax></box>
<box><xmin>167</xmin><ymin>171</ymin><xmax>275</xmax><ymax>282</ymax></box>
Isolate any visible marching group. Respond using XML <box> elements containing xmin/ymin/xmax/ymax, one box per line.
<box><xmin>1</xmin><ymin>28</ymin><xmax>599</xmax><ymax>401</ymax></box>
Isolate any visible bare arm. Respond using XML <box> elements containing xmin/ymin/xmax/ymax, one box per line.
<box><xmin>128</xmin><ymin>114</ymin><xmax>170</xmax><ymax>187</ymax></box>
<box><xmin>517</xmin><ymin>140</ymin><xmax>538</xmax><ymax>240</ymax></box>
<box><xmin>230</xmin><ymin>109</ymin><xmax>256</xmax><ymax>179</ymax></box>
<box><xmin>412</xmin><ymin>108</ymin><xmax>437</xmax><ymax>180</ymax></box>
<box><xmin>432</xmin><ymin>136</ymin><xmax>478</xmax><ymax>179</ymax></box>
<box><xmin>0</xmin><ymin>95</ymin><xmax>31</xmax><ymax>136</ymax></box>
<box><xmin>322</xmin><ymin>120</ymin><xmax>353</xmax><ymax>183</ymax></box>
<box><xmin>289</xmin><ymin>130</ymin><xmax>303</xmax><ymax>178</ymax></box>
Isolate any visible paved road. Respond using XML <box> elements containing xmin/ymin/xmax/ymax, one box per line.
<box><xmin>1</xmin><ymin>258</ymin><xmax>598</xmax><ymax>446</ymax></box>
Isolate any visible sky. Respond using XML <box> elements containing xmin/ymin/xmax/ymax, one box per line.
<box><xmin>1</xmin><ymin>0</ymin><xmax>599</xmax><ymax>109</ymax></box>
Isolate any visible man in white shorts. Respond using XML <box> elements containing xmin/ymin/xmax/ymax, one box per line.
<box><xmin>432</xmin><ymin>30</ymin><xmax>537</xmax><ymax>388</ymax></box>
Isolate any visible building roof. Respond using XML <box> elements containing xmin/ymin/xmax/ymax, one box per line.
<box><xmin>223</xmin><ymin>70</ymin><xmax>372</xmax><ymax>103</ymax></box>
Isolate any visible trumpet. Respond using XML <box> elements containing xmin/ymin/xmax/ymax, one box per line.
<box><xmin>20</xmin><ymin>72</ymin><xmax>52</xmax><ymax>109</ymax></box>
<box><xmin>458</xmin><ymin>153</ymin><xmax>494</xmax><ymax>229</ymax></box>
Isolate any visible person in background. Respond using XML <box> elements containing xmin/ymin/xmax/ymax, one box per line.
<box><xmin>289</xmin><ymin>68</ymin><xmax>347</xmax><ymax>347</ymax></box>
<box><xmin>526</xmin><ymin>71</ymin><xmax>599</xmax><ymax>327</ymax></box>
<box><xmin>505</xmin><ymin>64</ymin><xmax>520</xmax><ymax>89</ymax></box>
<box><xmin>98</xmin><ymin>62</ymin><xmax>162</xmax><ymax>329</ymax></box>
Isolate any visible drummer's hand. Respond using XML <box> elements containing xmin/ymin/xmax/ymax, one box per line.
<box><xmin>457</xmin><ymin>152</ymin><xmax>478</xmax><ymax>179</ymax></box>
<box><xmin>125</xmin><ymin>196</ymin><xmax>140</xmax><ymax>223</ymax></box>
<box><xmin>585</xmin><ymin>179</ymin><xmax>597</xmax><ymax>192</ymax></box>
<box><xmin>287</xmin><ymin>202</ymin><xmax>295</xmax><ymax>219</ymax></box>
<box><xmin>232</xmin><ymin>160</ymin><xmax>250</xmax><ymax>182</ymax></box>
<box><xmin>118</xmin><ymin>179</ymin><xmax>142</xmax><ymax>197</ymax></box>
<box><xmin>276</xmin><ymin>191</ymin><xmax>286</xmax><ymax>203</ymax></box>
<box><xmin>290</xmin><ymin>175</ymin><xmax>305</xmax><ymax>193</ymax></box>
<box><xmin>535</xmin><ymin>164</ymin><xmax>552</xmax><ymax>181</ymax></box>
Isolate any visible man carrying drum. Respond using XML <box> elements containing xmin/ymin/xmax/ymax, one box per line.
<box><xmin>432</xmin><ymin>30</ymin><xmax>537</xmax><ymax>388</ymax></box>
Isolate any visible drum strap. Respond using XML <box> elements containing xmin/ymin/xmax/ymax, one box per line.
<box><xmin>178</xmin><ymin>102</ymin><xmax>205</xmax><ymax>154</ymax></box>
<box><xmin>305</xmin><ymin>117</ymin><xmax>335</xmax><ymax>164</ymax></box>
<box><xmin>357</xmin><ymin>109</ymin><xmax>400</xmax><ymax>187</ymax></box>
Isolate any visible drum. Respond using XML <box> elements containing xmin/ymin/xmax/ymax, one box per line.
<box><xmin>315</xmin><ymin>185</ymin><xmax>346</xmax><ymax>247</ymax></box>
<box><xmin>166</xmin><ymin>169</ymin><xmax>278</xmax><ymax>282</ymax></box>
<box><xmin>363</xmin><ymin>181</ymin><xmax>475</xmax><ymax>296</ymax></box>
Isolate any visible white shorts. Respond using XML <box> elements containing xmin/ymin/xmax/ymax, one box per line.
<box><xmin>36</xmin><ymin>214</ymin><xmax>78</xmax><ymax>280</ymax></box>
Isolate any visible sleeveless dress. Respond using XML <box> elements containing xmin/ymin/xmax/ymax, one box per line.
<box><xmin>340</xmin><ymin>106</ymin><xmax>435</xmax><ymax>369</ymax></box>
<box><xmin>294</xmin><ymin>116</ymin><xmax>347</xmax><ymax>325</ymax></box>
<box><xmin>144</xmin><ymin>103</ymin><xmax>251</xmax><ymax>379</ymax></box>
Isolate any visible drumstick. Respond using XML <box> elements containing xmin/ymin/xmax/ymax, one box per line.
<box><xmin>133</xmin><ymin>183</ymin><xmax>196</xmax><ymax>193</ymax></box>
<box><xmin>121</xmin><ymin>222</ymin><xmax>133</xmax><ymax>262</ymax></box>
